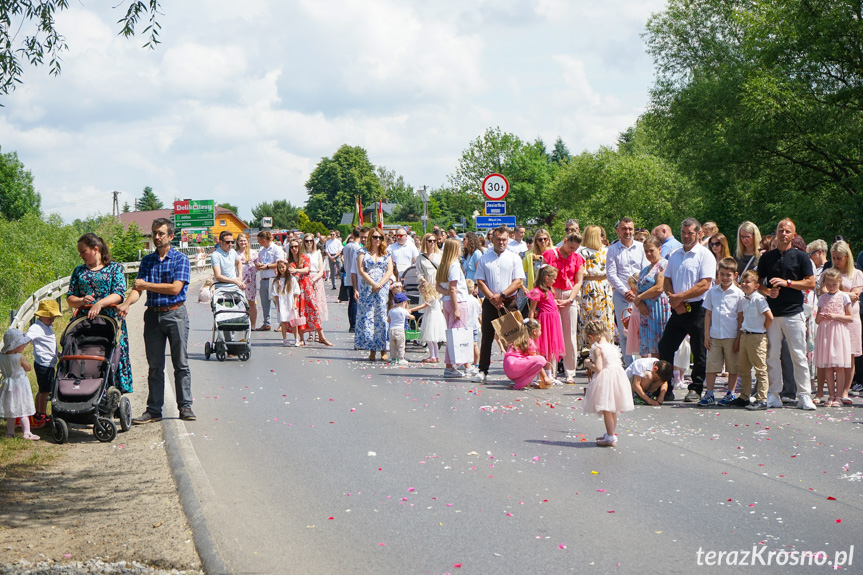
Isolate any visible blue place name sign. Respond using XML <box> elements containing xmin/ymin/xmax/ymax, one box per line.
<box><xmin>476</xmin><ymin>215</ymin><xmax>516</xmax><ymax>229</ymax></box>
<box><xmin>485</xmin><ymin>201</ymin><xmax>506</xmax><ymax>215</ymax></box>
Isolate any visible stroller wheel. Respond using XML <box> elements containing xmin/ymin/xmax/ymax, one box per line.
<box><xmin>94</xmin><ymin>417</ymin><xmax>117</xmax><ymax>442</ymax></box>
<box><xmin>216</xmin><ymin>350</ymin><xmax>227</xmax><ymax>361</ymax></box>
<box><xmin>51</xmin><ymin>417</ymin><xmax>68</xmax><ymax>444</ymax></box>
<box><xmin>239</xmin><ymin>352</ymin><xmax>250</xmax><ymax>361</ymax></box>
<box><xmin>204</xmin><ymin>341</ymin><xmax>212</xmax><ymax>360</ymax></box>
<box><xmin>117</xmin><ymin>396</ymin><xmax>132</xmax><ymax>432</ymax></box>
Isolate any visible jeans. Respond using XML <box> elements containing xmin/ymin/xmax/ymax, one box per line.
<box><xmin>658</xmin><ymin>300</ymin><xmax>706</xmax><ymax>393</ymax></box>
<box><xmin>259</xmin><ymin>278</ymin><xmax>272</xmax><ymax>327</ymax></box>
<box><xmin>346</xmin><ymin>285</ymin><xmax>357</xmax><ymax>329</ymax></box>
<box><xmin>328</xmin><ymin>257</ymin><xmax>341</xmax><ymax>288</ymax></box>
<box><xmin>143</xmin><ymin>305</ymin><xmax>192</xmax><ymax>414</ymax></box>
<box><xmin>613</xmin><ymin>290</ymin><xmax>633</xmax><ymax>368</ymax></box>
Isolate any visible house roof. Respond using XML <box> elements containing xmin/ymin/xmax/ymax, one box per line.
<box><xmin>118</xmin><ymin>206</ymin><xmax>247</xmax><ymax>232</ymax></box>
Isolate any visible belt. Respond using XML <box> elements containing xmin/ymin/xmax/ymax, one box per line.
<box><xmin>740</xmin><ymin>330</ymin><xmax>766</xmax><ymax>335</ymax></box>
<box><xmin>584</xmin><ymin>275</ymin><xmax>606</xmax><ymax>280</ymax></box>
<box><xmin>151</xmin><ymin>302</ymin><xmax>184</xmax><ymax>313</ymax></box>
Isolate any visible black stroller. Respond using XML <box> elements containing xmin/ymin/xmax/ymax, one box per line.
<box><xmin>50</xmin><ymin>314</ymin><xmax>132</xmax><ymax>443</ymax></box>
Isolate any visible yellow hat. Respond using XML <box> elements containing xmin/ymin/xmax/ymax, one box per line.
<box><xmin>35</xmin><ymin>300</ymin><xmax>62</xmax><ymax>318</ymax></box>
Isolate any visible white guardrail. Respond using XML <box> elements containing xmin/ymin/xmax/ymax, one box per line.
<box><xmin>9</xmin><ymin>252</ymin><xmax>214</xmax><ymax>331</ymax></box>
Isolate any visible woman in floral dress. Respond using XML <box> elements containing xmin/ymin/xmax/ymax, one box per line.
<box><xmin>355</xmin><ymin>230</ymin><xmax>394</xmax><ymax>360</ymax></box>
<box><xmin>287</xmin><ymin>240</ymin><xmax>321</xmax><ymax>339</ymax></box>
<box><xmin>235</xmin><ymin>233</ymin><xmax>258</xmax><ymax>330</ymax></box>
<box><xmin>301</xmin><ymin>233</ymin><xmax>333</xmax><ymax>346</ymax></box>
<box><xmin>577</xmin><ymin>225</ymin><xmax>615</xmax><ymax>353</ymax></box>
<box><xmin>633</xmin><ymin>237</ymin><xmax>671</xmax><ymax>356</ymax></box>
<box><xmin>66</xmin><ymin>233</ymin><xmax>133</xmax><ymax>393</ymax></box>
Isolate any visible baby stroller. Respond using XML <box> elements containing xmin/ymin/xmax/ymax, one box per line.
<box><xmin>50</xmin><ymin>314</ymin><xmax>132</xmax><ymax>443</ymax></box>
<box><xmin>204</xmin><ymin>284</ymin><xmax>251</xmax><ymax>361</ymax></box>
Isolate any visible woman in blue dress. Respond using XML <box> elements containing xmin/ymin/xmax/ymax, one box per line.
<box><xmin>355</xmin><ymin>230</ymin><xmax>394</xmax><ymax>361</ymax></box>
<box><xmin>632</xmin><ymin>236</ymin><xmax>671</xmax><ymax>357</ymax></box>
<box><xmin>66</xmin><ymin>233</ymin><xmax>133</xmax><ymax>393</ymax></box>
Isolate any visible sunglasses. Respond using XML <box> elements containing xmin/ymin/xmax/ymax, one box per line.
<box><xmin>290</xmin><ymin>244</ymin><xmax>299</xmax><ymax>248</ymax></box>
<box><xmin>426</xmin><ymin>239</ymin><xmax>436</xmax><ymax>243</ymax></box>
<box><xmin>304</xmin><ymin>239</ymin><xmax>314</xmax><ymax>243</ymax></box>
<box><xmin>222</xmin><ymin>240</ymin><xmax>234</xmax><ymax>244</ymax></box>
<box><xmin>709</xmin><ymin>242</ymin><xmax>721</xmax><ymax>247</ymax></box>
<box><xmin>395</xmin><ymin>234</ymin><xmax>405</xmax><ymax>237</ymax></box>
<box><xmin>371</xmin><ymin>236</ymin><xmax>383</xmax><ymax>240</ymax></box>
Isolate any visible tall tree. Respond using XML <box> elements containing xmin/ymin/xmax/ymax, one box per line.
<box><xmin>218</xmin><ymin>202</ymin><xmax>239</xmax><ymax>215</ymax></box>
<box><xmin>135</xmin><ymin>186</ymin><xmax>163</xmax><ymax>211</ymax></box>
<box><xmin>376</xmin><ymin>166</ymin><xmax>413</xmax><ymax>204</ymax></box>
<box><xmin>305</xmin><ymin>145</ymin><xmax>383</xmax><ymax>229</ymax></box>
<box><xmin>122</xmin><ymin>201</ymin><xmax>131</xmax><ymax>213</ymax></box>
<box><xmin>0</xmin><ymin>1</ymin><xmax>162</xmax><ymax>96</ymax></box>
<box><xmin>644</xmin><ymin>0</ymin><xmax>863</xmax><ymax>244</ymax></box>
<box><xmin>550</xmin><ymin>137</ymin><xmax>571</xmax><ymax>165</ymax></box>
<box><xmin>250</xmin><ymin>200</ymin><xmax>299</xmax><ymax>229</ymax></box>
<box><xmin>0</xmin><ymin>147</ymin><xmax>41</xmax><ymax>220</ymax></box>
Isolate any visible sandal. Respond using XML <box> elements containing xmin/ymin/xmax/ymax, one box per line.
<box><xmin>319</xmin><ymin>338</ymin><xmax>334</xmax><ymax>347</ymax></box>
<box><xmin>812</xmin><ymin>396</ymin><xmax>823</xmax><ymax>405</ymax></box>
<box><xmin>22</xmin><ymin>432</ymin><xmax>40</xmax><ymax>441</ymax></box>
<box><xmin>381</xmin><ymin>354</ymin><xmax>389</xmax><ymax>362</ymax></box>
<box><xmin>368</xmin><ymin>351</ymin><xmax>376</xmax><ymax>361</ymax></box>
<box><xmin>841</xmin><ymin>397</ymin><xmax>854</xmax><ymax>405</ymax></box>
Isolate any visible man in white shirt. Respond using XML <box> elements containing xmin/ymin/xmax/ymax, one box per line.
<box><xmin>254</xmin><ymin>230</ymin><xmax>286</xmax><ymax>331</ymax></box>
<box><xmin>211</xmin><ymin>231</ymin><xmax>245</xmax><ymax>290</ymax></box>
<box><xmin>325</xmin><ymin>231</ymin><xmax>343</xmax><ymax>290</ymax></box>
<box><xmin>475</xmin><ymin>226</ymin><xmax>526</xmax><ymax>383</ymax></box>
<box><xmin>606</xmin><ymin>217</ymin><xmax>647</xmax><ymax>367</ymax></box>
<box><xmin>658</xmin><ymin>218</ymin><xmax>717</xmax><ymax>402</ymax></box>
<box><xmin>386</xmin><ymin>227</ymin><xmax>419</xmax><ymax>276</ymax></box>
<box><xmin>507</xmin><ymin>225</ymin><xmax>528</xmax><ymax>255</ymax></box>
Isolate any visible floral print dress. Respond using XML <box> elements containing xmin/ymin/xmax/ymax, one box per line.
<box><xmin>290</xmin><ymin>254</ymin><xmax>320</xmax><ymax>332</ymax></box>
<box><xmin>578</xmin><ymin>246</ymin><xmax>615</xmax><ymax>352</ymax></box>
<box><xmin>238</xmin><ymin>249</ymin><xmax>258</xmax><ymax>302</ymax></box>
<box><xmin>355</xmin><ymin>253</ymin><xmax>391</xmax><ymax>351</ymax></box>
<box><xmin>67</xmin><ymin>262</ymin><xmax>133</xmax><ymax>393</ymax></box>
<box><xmin>636</xmin><ymin>259</ymin><xmax>671</xmax><ymax>355</ymax></box>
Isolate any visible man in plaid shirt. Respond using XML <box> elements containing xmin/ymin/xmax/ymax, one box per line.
<box><xmin>118</xmin><ymin>217</ymin><xmax>195</xmax><ymax>423</ymax></box>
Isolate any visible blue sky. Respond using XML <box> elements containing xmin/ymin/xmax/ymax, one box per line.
<box><xmin>1</xmin><ymin>0</ymin><xmax>667</xmax><ymax>223</ymax></box>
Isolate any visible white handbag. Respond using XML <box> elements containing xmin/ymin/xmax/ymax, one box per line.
<box><xmin>445</xmin><ymin>327</ymin><xmax>474</xmax><ymax>364</ymax></box>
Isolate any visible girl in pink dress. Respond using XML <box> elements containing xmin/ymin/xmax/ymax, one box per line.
<box><xmin>528</xmin><ymin>266</ymin><xmax>565</xmax><ymax>384</ymax></box>
<box><xmin>582</xmin><ymin>320</ymin><xmax>634</xmax><ymax>447</ymax></box>
<box><xmin>814</xmin><ymin>269</ymin><xmax>853</xmax><ymax>407</ymax></box>
<box><xmin>503</xmin><ymin>319</ymin><xmax>554</xmax><ymax>390</ymax></box>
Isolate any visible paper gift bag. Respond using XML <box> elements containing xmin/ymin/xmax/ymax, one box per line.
<box><xmin>492</xmin><ymin>309</ymin><xmax>524</xmax><ymax>346</ymax></box>
<box><xmin>446</xmin><ymin>327</ymin><xmax>475</xmax><ymax>364</ymax></box>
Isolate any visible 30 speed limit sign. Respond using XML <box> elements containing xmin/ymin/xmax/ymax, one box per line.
<box><xmin>482</xmin><ymin>173</ymin><xmax>510</xmax><ymax>201</ymax></box>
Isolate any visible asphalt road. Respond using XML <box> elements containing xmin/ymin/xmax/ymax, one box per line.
<box><xmin>180</xmin><ymin>284</ymin><xmax>863</xmax><ymax>575</ymax></box>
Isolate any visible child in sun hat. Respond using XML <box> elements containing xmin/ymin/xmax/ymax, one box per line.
<box><xmin>26</xmin><ymin>299</ymin><xmax>62</xmax><ymax>428</ymax></box>
<box><xmin>1</xmin><ymin>328</ymin><xmax>39</xmax><ymax>440</ymax></box>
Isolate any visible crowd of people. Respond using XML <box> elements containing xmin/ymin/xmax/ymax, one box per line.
<box><xmin>3</xmin><ymin>216</ymin><xmax>862</xmax><ymax>446</ymax></box>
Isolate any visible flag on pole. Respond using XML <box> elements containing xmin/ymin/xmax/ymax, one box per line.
<box><xmin>358</xmin><ymin>197</ymin><xmax>364</xmax><ymax>226</ymax></box>
<box><xmin>351</xmin><ymin>196</ymin><xmax>359</xmax><ymax>226</ymax></box>
<box><xmin>377</xmin><ymin>200</ymin><xmax>384</xmax><ymax>230</ymax></box>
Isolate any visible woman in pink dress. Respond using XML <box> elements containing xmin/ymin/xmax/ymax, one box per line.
<box><xmin>503</xmin><ymin>319</ymin><xmax>553</xmax><ymax>390</ymax></box>
<box><xmin>528</xmin><ymin>266</ymin><xmax>565</xmax><ymax>384</ymax></box>
<box><xmin>829</xmin><ymin>241</ymin><xmax>863</xmax><ymax>403</ymax></box>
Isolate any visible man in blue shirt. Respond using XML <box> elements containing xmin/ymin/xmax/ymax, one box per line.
<box><xmin>118</xmin><ymin>217</ymin><xmax>195</xmax><ymax>423</ymax></box>
<box><xmin>652</xmin><ymin>224</ymin><xmax>683</xmax><ymax>259</ymax></box>
<box><xmin>211</xmin><ymin>231</ymin><xmax>245</xmax><ymax>290</ymax></box>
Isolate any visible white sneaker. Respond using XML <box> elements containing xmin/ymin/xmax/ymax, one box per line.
<box><xmin>443</xmin><ymin>368</ymin><xmax>464</xmax><ymax>378</ymax></box>
<box><xmin>472</xmin><ymin>371</ymin><xmax>487</xmax><ymax>383</ymax></box>
<box><xmin>798</xmin><ymin>393</ymin><xmax>816</xmax><ymax>411</ymax></box>
<box><xmin>464</xmin><ymin>366</ymin><xmax>479</xmax><ymax>376</ymax></box>
<box><xmin>765</xmin><ymin>393</ymin><xmax>783</xmax><ymax>409</ymax></box>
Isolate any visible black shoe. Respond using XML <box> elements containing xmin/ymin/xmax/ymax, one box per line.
<box><xmin>664</xmin><ymin>390</ymin><xmax>675</xmax><ymax>402</ymax></box>
<box><xmin>348</xmin><ymin>327</ymin><xmax>355</xmax><ymax>333</ymax></box>
<box><xmin>132</xmin><ymin>412</ymin><xmax>162</xmax><ymax>425</ymax></box>
<box><xmin>179</xmin><ymin>408</ymin><xmax>197</xmax><ymax>421</ymax></box>
<box><xmin>729</xmin><ymin>397</ymin><xmax>750</xmax><ymax>408</ymax></box>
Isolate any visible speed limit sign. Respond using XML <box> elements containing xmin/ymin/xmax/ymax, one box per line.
<box><xmin>482</xmin><ymin>173</ymin><xmax>509</xmax><ymax>201</ymax></box>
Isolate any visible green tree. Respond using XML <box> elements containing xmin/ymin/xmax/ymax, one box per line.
<box><xmin>296</xmin><ymin>210</ymin><xmax>328</xmax><ymax>235</ymax></box>
<box><xmin>122</xmin><ymin>201</ymin><xmax>131</xmax><ymax>213</ymax></box>
<box><xmin>0</xmin><ymin>147</ymin><xmax>40</xmax><ymax>220</ymax></box>
<box><xmin>550</xmin><ymin>137</ymin><xmax>571</xmax><ymax>165</ymax></box>
<box><xmin>135</xmin><ymin>186</ymin><xmax>163</xmax><ymax>211</ymax></box>
<box><xmin>0</xmin><ymin>1</ymin><xmax>162</xmax><ymax>97</ymax></box>
<box><xmin>304</xmin><ymin>145</ymin><xmax>383</xmax><ymax>229</ymax></box>
<box><xmin>390</xmin><ymin>193</ymin><xmax>423</xmax><ymax>222</ymax></box>
<box><xmin>448</xmin><ymin>127</ymin><xmax>558</xmax><ymax>226</ymax></box>
<box><xmin>644</xmin><ymin>0</ymin><xmax>863</xmax><ymax>245</ymax></box>
<box><xmin>376</xmin><ymin>166</ymin><xmax>413</xmax><ymax>204</ymax></box>
<box><xmin>250</xmin><ymin>200</ymin><xmax>298</xmax><ymax>229</ymax></box>
<box><xmin>218</xmin><ymin>202</ymin><xmax>239</xmax><ymax>215</ymax></box>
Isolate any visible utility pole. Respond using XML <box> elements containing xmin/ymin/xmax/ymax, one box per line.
<box><xmin>112</xmin><ymin>190</ymin><xmax>120</xmax><ymax>219</ymax></box>
<box><xmin>418</xmin><ymin>185</ymin><xmax>429</xmax><ymax>234</ymax></box>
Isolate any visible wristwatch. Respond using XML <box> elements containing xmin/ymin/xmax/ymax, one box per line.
<box><xmin>786</xmin><ymin>279</ymin><xmax>792</xmax><ymax>288</ymax></box>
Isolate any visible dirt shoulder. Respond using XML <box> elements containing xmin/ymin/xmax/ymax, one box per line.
<box><xmin>0</xmin><ymin>290</ymin><xmax>203</xmax><ymax>572</ymax></box>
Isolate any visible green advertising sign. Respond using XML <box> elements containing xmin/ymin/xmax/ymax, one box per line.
<box><xmin>173</xmin><ymin>199</ymin><xmax>215</xmax><ymax>228</ymax></box>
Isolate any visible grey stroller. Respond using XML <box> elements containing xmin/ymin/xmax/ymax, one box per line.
<box><xmin>204</xmin><ymin>285</ymin><xmax>252</xmax><ymax>361</ymax></box>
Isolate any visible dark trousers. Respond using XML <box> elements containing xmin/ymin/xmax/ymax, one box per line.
<box><xmin>479</xmin><ymin>298</ymin><xmax>504</xmax><ymax>374</ymax></box>
<box><xmin>658</xmin><ymin>301</ymin><xmax>707</xmax><ymax>393</ymax></box>
<box><xmin>347</xmin><ymin>286</ymin><xmax>357</xmax><ymax>329</ymax></box>
<box><xmin>143</xmin><ymin>305</ymin><xmax>192</xmax><ymax>414</ymax></box>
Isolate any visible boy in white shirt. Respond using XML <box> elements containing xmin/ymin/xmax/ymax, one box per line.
<box><xmin>737</xmin><ymin>270</ymin><xmax>774</xmax><ymax>410</ymax></box>
<box><xmin>26</xmin><ymin>300</ymin><xmax>62</xmax><ymax>428</ymax></box>
<box><xmin>626</xmin><ymin>357</ymin><xmax>674</xmax><ymax>406</ymax></box>
<box><xmin>699</xmin><ymin>258</ymin><xmax>745</xmax><ymax>406</ymax></box>
<box><xmin>388</xmin><ymin>293</ymin><xmax>414</xmax><ymax>365</ymax></box>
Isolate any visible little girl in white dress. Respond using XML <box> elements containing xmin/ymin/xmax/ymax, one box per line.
<box><xmin>413</xmin><ymin>282</ymin><xmax>446</xmax><ymax>363</ymax></box>
<box><xmin>1</xmin><ymin>328</ymin><xmax>39</xmax><ymax>440</ymax></box>
<box><xmin>582</xmin><ymin>320</ymin><xmax>634</xmax><ymax>447</ymax></box>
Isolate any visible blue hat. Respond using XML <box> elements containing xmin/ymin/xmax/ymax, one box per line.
<box><xmin>393</xmin><ymin>293</ymin><xmax>408</xmax><ymax>303</ymax></box>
